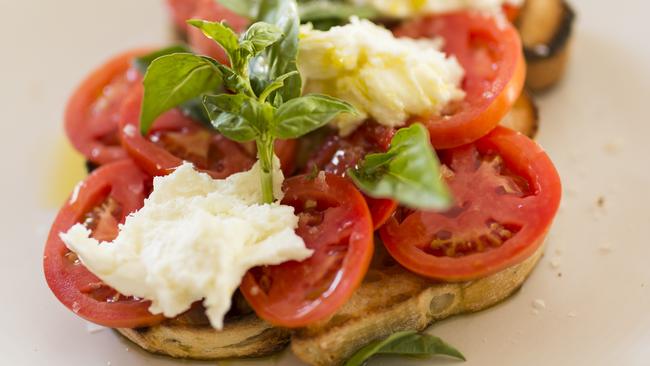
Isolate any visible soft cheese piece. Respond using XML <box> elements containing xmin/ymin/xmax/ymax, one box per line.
<box><xmin>298</xmin><ymin>17</ymin><xmax>465</xmax><ymax>135</ymax></box>
<box><xmin>348</xmin><ymin>0</ymin><xmax>524</xmax><ymax>18</ymax></box>
<box><xmin>60</xmin><ymin>159</ymin><xmax>312</xmax><ymax>329</ymax></box>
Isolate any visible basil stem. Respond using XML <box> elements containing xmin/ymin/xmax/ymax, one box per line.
<box><xmin>256</xmin><ymin>135</ymin><xmax>276</xmax><ymax>203</ymax></box>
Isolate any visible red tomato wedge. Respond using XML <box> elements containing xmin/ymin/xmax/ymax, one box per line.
<box><xmin>306</xmin><ymin>122</ymin><xmax>398</xmax><ymax>229</ymax></box>
<box><xmin>119</xmin><ymin>86</ymin><xmax>256</xmax><ymax>179</ymax></box>
<box><xmin>241</xmin><ymin>173</ymin><xmax>374</xmax><ymax>327</ymax></box>
<box><xmin>188</xmin><ymin>0</ymin><xmax>249</xmax><ymax>65</ymax></box>
<box><xmin>65</xmin><ymin>48</ymin><xmax>149</xmax><ymax>165</ymax></box>
<box><xmin>395</xmin><ymin>12</ymin><xmax>525</xmax><ymax>149</ymax></box>
<box><xmin>43</xmin><ymin>160</ymin><xmax>165</xmax><ymax>328</ymax></box>
<box><xmin>380</xmin><ymin>127</ymin><xmax>561</xmax><ymax>282</ymax></box>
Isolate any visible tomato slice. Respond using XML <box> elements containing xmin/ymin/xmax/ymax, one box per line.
<box><xmin>395</xmin><ymin>12</ymin><xmax>525</xmax><ymax>149</ymax></box>
<box><xmin>166</xmin><ymin>0</ymin><xmax>201</xmax><ymax>34</ymax></box>
<box><xmin>188</xmin><ymin>0</ymin><xmax>249</xmax><ymax>65</ymax></box>
<box><xmin>118</xmin><ymin>86</ymin><xmax>257</xmax><ymax>179</ymax></box>
<box><xmin>306</xmin><ymin>122</ymin><xmax>398</xmax><ymax>229</ymax></box>
<box><xmin>502</xmin><ymin>4</ymin><xmax>522</xmax><ymax>22</ymax></box>
<box><xmin>241</xmin><ymin>173</ymin><xmax>374</xmax><ymax>327</ymax></box>
<box><xmin>43</xmin><ymin>160</ymin><xmax>165</xmax><ymax>328</ymax></box>
<box><xmin>65</xmin><ymin>49</ymin><xmax>149</xmax><ymax>165</ymax></box>
<box><xmin>380</xmin><ymin>127</ymin><xmax>561</xmax><ymax>282</ymax></box>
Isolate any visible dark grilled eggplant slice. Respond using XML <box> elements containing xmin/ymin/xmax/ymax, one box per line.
<box><xmin>518</xmin><ymin>0</ymin><xmax>576</xmax><ymax>91</ymax></box>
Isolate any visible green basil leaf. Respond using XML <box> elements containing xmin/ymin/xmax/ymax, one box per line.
<box><xmin>241</xmin><ymin>22</ymin><xmax>284</xmax><ymax>56</ymax></box>
<box><xmin>348</xmin><ymin>124</ymin><xmax>453</xmax><ymax>210</ymax></box>
<box><xmin>187</xmin><ymin>19</ymin><xmax>239</xmax><ymax>62</ymax></box>
<box><xmin>140</xmin><ymin>53</ymin><xmax>222</xmax><ymax>135</ymax></box>
<box><xmin>273</xmin><ymin>94</ymin><xmax>356</xmax><ymax>139</ymax></box>
<box><xmin>216</xmin><ymin>0</ymin><xmax>260</xmax><ymax>18</ymax></box>
<box><xmin>298</xmin><ymin>0</ymin><xmax>379</xmax><ymax>23</ymax></box>
<box><xmin>203</xmin><ymin>94</ymin><xmax>263</xmax><ymax>142</ymax></box>
<box><xmin>133</xmin><ymin>44</ymin><xmax>191</xmax><ymax>74</ymax></box>
<box><xmin>214</xmin><ymin>63</ymin><xmax>252</xmax><ymax>95</ymax></box>
<box><xmin>344</xmin><ymin>331</ymin><xmax>465</xmax><ymax>366</ymax></box>
<box><xmin>250</xmin><ymin>0</ymin><xmax>301</xmax><ymax>102</ymax></box>
<box><xmin>259</xmin><ymin>70</ymin><xmax>299</xmax><ymax>102</ymax></box>
<box><xmin>177</xmin><ymin>98</ymin><xmax>213</xmax><ymax>127</ymax></box>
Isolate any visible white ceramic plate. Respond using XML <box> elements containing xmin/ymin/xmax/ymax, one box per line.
<box><xmin>2</xmin><ymin>0</ymin><xmax>649</xmax><ymax>365</ymax></box>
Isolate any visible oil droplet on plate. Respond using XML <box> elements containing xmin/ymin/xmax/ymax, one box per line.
<box><xmin>42</xmin><ymin>135</ymin><xmax>87</xmax><ymax>208</ymax></box>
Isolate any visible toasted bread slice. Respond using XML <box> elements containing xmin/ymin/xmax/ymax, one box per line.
<box><xmin>518</xmin><ymin>0</ymin><xmax>576</xmax><ymax>91</ymax></box>
<box><xmin>117</xmin><ymin>313</ymin><xmax>289</xmax><ymax>360</ymax></box>
<box><xmin>500</xmin><ymin>90</ymin><xmax>539</xmax><ymax>139</ymax></box>
<box><xmin>291</xmin><ymin>244</ymin><xmax>544</xmax><ymax>366</ymax></box>
<box><xmin>115</xmin><ymin>99</ymin><xmax>545</xmax><ymax>363</ymax></box>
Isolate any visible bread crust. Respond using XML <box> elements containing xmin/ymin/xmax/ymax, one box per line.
<box><xmin>291</xmin><ymin>245</ymin><xmax>544</xmax><ymax>366</ymax></box>
<box><xmin>117</xmin><ymin>314</ymin><xmax>290</xmax><ymax>360</ymax></box>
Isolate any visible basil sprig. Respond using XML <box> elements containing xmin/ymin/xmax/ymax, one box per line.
<box><xmin>139</xmin><ymin>0</ymin><xmax>355</xmax><ymax>204</ymax></box>
<box><xmin>217</xmin><ymin>0</ymin><xmax>380</xmax><ymax>30</ymax></box>
<box><xmin>345</xmin><ymin>331</ymin><xmax>465</xmax><ymax>366</ymax></box>
<box><xmin>349</xmin><ymin>124</ymin><xmax>453</xmax><ymax>211</ymax></box>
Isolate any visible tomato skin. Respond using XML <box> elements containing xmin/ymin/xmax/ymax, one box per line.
<box><xmin>380</xmin><ymin>127</ymin><xmax>561</xmax><ymax>282</ymax></box>
<box><xmin>395</xmin><ymin>12</ymin><xmax>525</xmax><ymax>149</ymax></box>
<box><xmin>241</xmin><ymin>173</ymin><xmax>374</xmax><ymax>328</ymax></box>
<box><xmin>119</xmin><ymin>86</ymin><xmax>256</xmax><ymax>179</ymax></box>
<box><xmin>502</xmin><ymin>4</ymin><xmax>521</xmax><ymax>22</ymax></box>
<box><xmin>306</xmin><ymin>122</ymin><xmax>398</xmax><ymax>229</ymax></box>
<box><xmin>43</xmin><ymin>160</ymin><xmax>165</xmax><ymax>328</ymax></box>
<box><xmin>65</xmin><ymin>48</ymin><xmax>150</xmax><ymax>165</ymax></box>
<box><xmin>166</xmin><ymin>0</ymin><xmax>200</xmax><ymax>33</ymax></box>
<box><xmin>188</xmin><ymin>0</ymin><xmax>249</xmax><ymax>65</ymax></box>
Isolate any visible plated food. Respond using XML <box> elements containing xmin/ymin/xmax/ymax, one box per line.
<box><xmin>44</xmin><ymin>0</ymin><xmax>572</xmax><ymax>365</ymax></box>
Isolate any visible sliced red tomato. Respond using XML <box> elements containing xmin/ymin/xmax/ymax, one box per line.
<box><xmin>65</xmin><ymin>48</ymin><xmax>150</xmax><ymax>165</ymax></box>
<box><xmin>395</xmin><ymin>11</ymin><xmax>525</xmax><ymax>149</ymax></box>
<box><xmin>43</xmin><ymin>160</ymin><xmax>165</xmax><ymax>328</ymax></box>
<box><xmin>502</xmin><ymin>4</ymin><xmax>522</xmax><ymax>22</ymax></box>
<box><xmin>306</xmin><ymin>122</ymin><xmax>398</xmax><ymax>229</ymax></box>
<box><xmin>241</xmin><ymin>173</ymin><xmax>374</xmax><ymax>327</ymax></box>
<box><xmin>166</xmin><ymin>0</ymin><xmax>201</xmax><ymax>34</ymax></box>
<box><xmin>119</xmin><ymin>86</ymin><xmax>296</xmax><ymax>178</ymax></box>
<box><xmin>188</xmin><ymin>0</ymin><xmax>249</xmax><ymax>65</ymax></box>
<box><xmin>380</xmin><ymin>127</ymin><xmax>561</xmax><ymax>282</ymax></box>
<box><xmin>119</xmin><ymin>86</ymin><xmax>256</xmax><ymax>179</ymax></box>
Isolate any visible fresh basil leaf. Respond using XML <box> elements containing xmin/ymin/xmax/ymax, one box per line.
<box><xmin>299</xmin><ymin>0</ymin><xmax>379</xmax><ymax>23</ymax></box>
<box><xmin>133</xmin><ymin>44</ymin><xmax>190</xmax><ymax>74</ymax></box>
<box><xmin>259</xmin><ymin>70</ymin><xmax>299</xmax><ymax>102</ymax></box>
<box><xmin>241</xmin><ymin>22</ymin><xmax>284</xmax><ymax>56</ymax></box>
<box><xmin>178</xmin><ymin>98</ymin><xmax>212</xmax><ymax>127</ymax></box>
<box><xmin>273</xmin><ymin>94</ymin><xmax>356</xmax><ymax>138</ymax></box>
<box><xmin>348</xmin><ymin>124</ymin><xmax>453</xmax><ymax>210</ymax></box>
<box><xmin>203</xmin><ymin>94</ymin><xmax>263</xmax><ymax>142</ymax></box>
<box><xmin>251</xmin><ymin>0</ymin><xmax>301</xmax><ymax>102</ymax></box>
<box><xmin>344</xmin><ymin>331</ymin><xmax>465</xmax><ymax>366</ymax></box>
<box><xmin>187</xmin><ymin>19</ymin><xmax>239</xmax><ymax>62</ymax></box>
<box><xmin>140</xmin><ymin>53</ymin><xmax>222</xmax><ymax>135</ymax></box>
<box><xmin>214</xmin><ymin>63</ymin><xmax>252</xmax><ymax>95</ymax></box>
<box><xmin>216</xmin><ymin>0</ymin><xmax>260</xmax><ymax>18</ymax></box>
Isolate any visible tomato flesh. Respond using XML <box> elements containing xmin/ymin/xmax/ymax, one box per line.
<box><xmin>395</xmin><ymin>12</ymin><xmax>525</xmax><ymax>149</ymax></box>
<box><xmin>65</xmin><ymin>49</ymin><xmax>149</xmax><ymax>165</ymax></box>
<box><xmin>380</xmin><ymin>127</ymin><xmax>561</xmax><ymax>281</ymax></box>
<box><xmin>306</xmin><ymin>122</ymin><xmax>398</xmax><ymax>229</ymax></box>
<box><xmin>119</xmin><ymin>86</ymin><xmax>256</xmax><ymax>179</ymax></box>
<box><xmin>43</xmin><ymin>160</ymin><xmax>165</xmax><ymax>328</ymax></box>
<box><xmin>241</xmin><ymin>173</ymin><xmax>374</xmax><ymax>327</ymax></box>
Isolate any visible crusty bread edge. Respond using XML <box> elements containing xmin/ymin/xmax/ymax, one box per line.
<box><xmin>291</xmin><ymin>245</ymin><xmax>545</xmax><ymax>366</ymax></box>
<box><xmin>116</xmin><ymin>314</ymin><xmax>290</xmax><ymax>360</ymax></box>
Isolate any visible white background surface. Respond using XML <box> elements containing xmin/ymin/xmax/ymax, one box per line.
<box><xmin>1</xmin><ymin>0</ymin><xmax>649</xmax><ymax>365</ymax></box>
